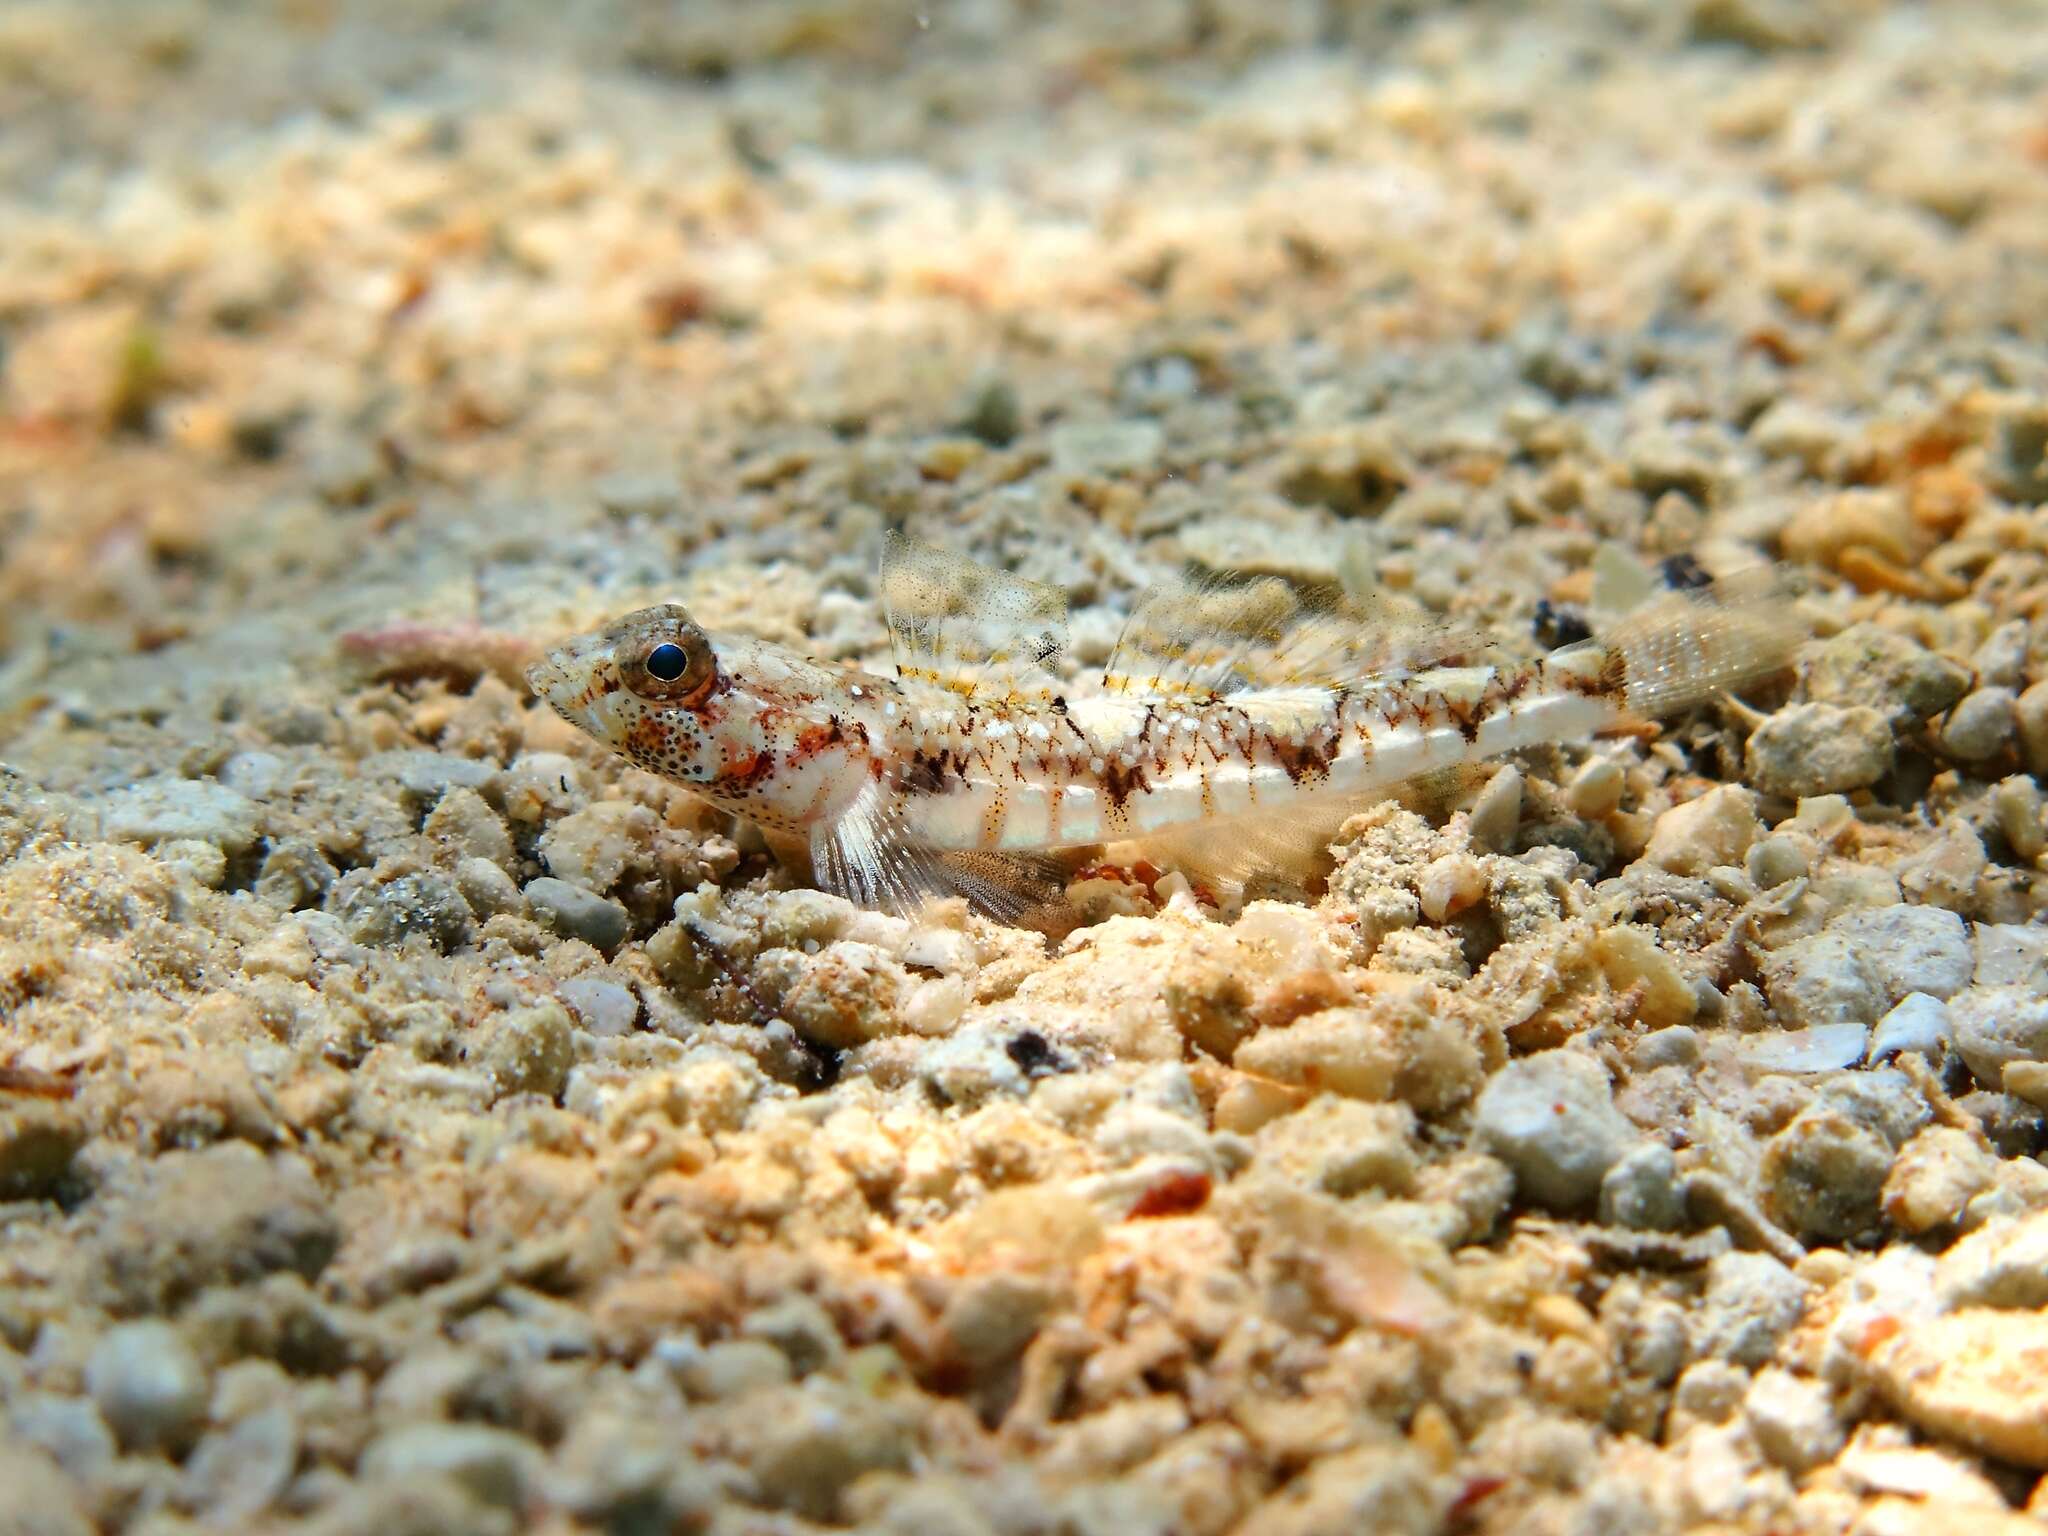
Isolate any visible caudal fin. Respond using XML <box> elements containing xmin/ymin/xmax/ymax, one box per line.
<box><xmin>1565</xmin><ymin>566</ymin><xmax>1808</xmax><ymax>719</ymax></box>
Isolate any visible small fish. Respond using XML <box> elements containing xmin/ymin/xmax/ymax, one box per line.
<box><xmin>528</xmin><ymin>535</ymin><xmax>1804</xmax><ymax>918</ymax></box>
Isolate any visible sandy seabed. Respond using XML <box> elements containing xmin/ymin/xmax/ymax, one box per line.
<box><xmin>4</xmin><ymin>2</ymin><xmax>2048</xmax><ymax>1532</ymax></box>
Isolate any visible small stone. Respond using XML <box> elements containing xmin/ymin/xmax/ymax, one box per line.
<box><xmin>1868</xmin><ymin>1309</ymin><xmax>2048</xmax><ymax>1469</ymax></box>
<box><xmin>957</xmin><ymin>374</ymin><xmax>1021</xmax><ymax>447</ymax></box>
<box><xmin>331</xmin><ymin>869</ymin><xmax>474</xmax><ymax>952</ymax></box>
<box><xmin>1642</xmin><ymin>785</ymin><xmax>1760</xmax><ymax>876</ymax></box>
<box><xmin>183</xmin><ymin>1406</ymin><xmax>296</xmax><ymax>1524</ymax></box>
<box><xmin>423</xmin><ymin>787</ymin><xmax>515</xmax><ymax>868</ymax></box>
<box><xmin>1883</xmin><ymin>1126</ymin><xmax>1997</xmax><ymax>1236</ymax></box>
<box><xmin>1743</xmin><ymin>1368</ymin><xmax>1843</xmax><ymax>1473</ymax></box>
<box><xmin>1696</xmin><ymin>1251</ymin><xmax>1812</xmax><ymax>1368</ymax></box>
<box><xmin>0</xmin><ymin>1445</ymin><xmax>94</xmax><ymax>1536</ymax></box>
<box><xmin>1940</xmin><ymin>687</ymin><xmax>2017</xmax><ymax>761</ymax></box>
<box><xmin>1566</xmin><ymin>757</ymin><xmax>1625</xmax><ymax>819</ymax></box>
<box><xmin>1474</xmin><ymin>1049</ymin><xmax>1640</xmax><ymax>1212</ymax></box>
<box><xmin>360</xmin><ymin>1422</ymin><xmax>542</xmax><ymax>1508</ymax></box>
<box><xmin>1744</xmin><ymin>834</ymin><xmax>1809</xmax><ymax>890</ymax></box>
<box><xmin>85</xmin><ymin>1321</ymin><xmax>209</xmax><ymax>1453</ymax></box>
<box><xmin>1992</xmin><ymin>777</ymin><xmax>2048</xmax><ymax>861</ymax></box>
<box><xmin>479</xmin><ymin>1001</ymin><xmax>575</xmax><ymax>1098</ymax></box>
<box><xmin>1937</xmin><ymin>1210</ymin><xmax>2048</xmax><ymax>1310</ymax></box>
<box><xmin>1972</xmin><ymin>621</ymin><xmax>2030</xmax><ymax>691</ymax></box>
<box><xmin>361</xmin><ymin>750</ymin><xmax>501</xmax><ymax>811</ymax></box>
<box><xmin>88</xmin><ymin>1144</ymin><xmax>341</xmax><ymax>1315</ymax></box>
<box><xmin>747</xmin><ymin>1381</ymin><xmax>915</xmax><ymax>1521</ymax></box>
<box><xmin>668</xmin><ymin>1338</ymin><xmax>793</xmax><ymax>1401</ymax></box>
<box><xmin>1949</xmin><ymin>986</ymin><xmax>2048</xmax><ymax>1088</ymax></box>
<box><xmin>2015</xmin><ymin>680</ymin><xmax>2048</xmax><ymax>777</ymax></box>
<box><xmin>453</xmin><ymin>856</ymin><xmax>524</xmax><ymax>918</ymax></box>
<box><xmin>255</xmin><ymin>838</ymin><xmax>337</xmax><ymax>911</ymax></box>
<box><xmin>1049</xmin><ymin>418</ymin><xmax>1164</xmax><ymax>477</ymax></box>
<box><xmin>524</xmin><ymin>878</ymin><xmax>629</xmax><ymax>950</ymax></box>
<box><xmin>1974</xmin><ymin>924</ymin><xmax>2048</xmax><ymax>988</ymax></box>
<box><xmin>1868</xmin><ymin>993</ymin><xmax>1951</xmax><ymax>1063</ymax></box>
<box><xmin>5</xmin><ymin>1393</ymin><xmax>115</xmax><ymax>1487</ymax></box>
<box><xmin>100</xmin><ymin>777</ymin><xmax>260</xmax><ymax>855</ymax></box>
<box><xmin>0</xmin><ymin>1102</ymin><xmax>85</xmax><ymax>1200</ymax></box>
<box><xmin>1745</xmin><ymin>704</ymin><xmax>1893</xmax><ymax>797</ymax></box>
<box><xmin>1765</xmin><ymin>905</ymin><xmax>1972</xmax><ymax>1028</ymax></box>
<box><xmin>557</xmin><ymin>977</ymin><xmax>639</xmax><ymax>1037</ymax></box>
<box><xmin>1763</xmin><ymin>1104</ymin><xmax>1894</xmax><ymax>1241</ymax></box>
<box><xmin>1599</xmin><ymin>1142</ymin><xmax>1685</xmax><ymax>1231</ymax></box>
<box><xmin>1804</xmin><ymin>624</ymin><xmax>1972</xmax><ymax>724</ymax></box>
<box><xmin>156</xmin><ymin>837</ymin><xmax>228</xmax><ymax>886</ymax></box>
<box><xmin>1634</xmin><ymin>1026</ymin><xmax>1701</xmax><ymax>1068</ymax></box>
<box><xmin>1737</xmin><ymin>1023</ymin><xmax>1868</xmax><ymax>1073</ymax></box>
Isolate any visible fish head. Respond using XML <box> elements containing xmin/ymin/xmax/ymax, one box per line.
<box><xmin>527</xmin><ymin>604</ymin><xmax>872</xmax><ymax>826</ymax></box>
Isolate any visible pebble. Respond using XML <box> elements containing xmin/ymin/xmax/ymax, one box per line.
<box><xmin>360</xmin><ymin>1422</ymin><xmax>542</xmax><ymax>1508</ymax></box>
<box><xmin>1642</xmin><ymin>785</ymin><xmax>1759</xmax><ymax>876</ymax></box>
<box><xmin>453</xmin><ymin>855</ymin><xmax>525</xmax><ymax>919</ymax></box>
<box><xmin>1803</xmin><ymin>624</ymin><xmax>1972</xmax><ymax>724</ymax></box>
<box><xmin>0</xmin><ymin>1101</ymin><xmax>85</xmax><ymax>1200</ymax></box>
<box><xmin>1882</xmin><ymin>1125</ymin><xmax>1997</xmax><ymax>1235</ymax></box>
<box><xmin>1743</xmin><ymin>1368</ymin><xmax>1844</xmax><ymax>1473</ymax></box>
<box><xmin>1565</xmin><ymin>757</ymin><xmax>1625</xmax><ymax>819</ymax></box>
<box><xmin>99</xmin><ymin>777</ymin><xmax>260</xmax><ymax>855</ymax></box>
<box><xmin>1695</xmin><ymin>1251</ymin><xmax>1812</xmax><ymax>1368</ymax></box>
<box><xmin>1598</xmin><ymin>1142</ymin><xmax>1686</xmax><ymax>1231</ymax></box>
<box><xmin>745</xmin><ymin>1381</ymin><xmax>915</xmax><ymax>1521</ymax></box>
<box><xmin>1867</xmin><ymin>1309</ymin><xmax>2048</xmax><ymax>1469</ymax></box>
<box><xmin>1763</xmin><ymin>1103</ymin><xmax>1895</xmax><ymax>1242</ymax></box>
<box><xmin>84</xmin><ymin>1321</ymin><xmax>210</xmax><ymax>1453</ymax></box>
<box><xmin>1764</xmin><ymin>906</ymin><xmax>1972</xmax><ymax>1028</ymax></box>
<box><xmin>182</xmin><ymin>1406</ymin><xmax>297</xmax><ymax>1524</ymax></box>
<box><xmin>1737</xmin><ymin>1023</ymin><xmax>1869</xmax><ymax>1072</ymax></box>
<box><xmin>423</xmin><ymin>787</ymin><xmax>515</xmax><ymax>868</ymax></box>
<box><xmin>480</xmin><ymin>1001</ymin><xmax>575</xmax><ymax>1098</ymax></box>
<box><xmin>1939</xmin><ymin>687</ymin><xmax>2017</xmax><ymax>761</ymax></box>
<box><xmin>1947</xmin><ymin>985</ymin><xmax>2048</xmax><ymax>1089</ymax></box>
<box><xmin>1634</xmin><ymin>1025</ymin><xmax>1701</xmax><ymax>1068</ymax></box>
<box><xmin>524</xmin><ymin>877</ymin><xmax>630</xmax><ymax>950</ymax></box>
<box><xmin>2015</xmin><ymin>680</ymin><xmax>2048</xmax><ymax>777</ymax></box>
<box><xmin>1744</xmin><ymin>704</ymin><xmax>1893</xmax><ymax>797</ymax></box>
<box><xmin>255</xmin><ymin>838</ymin><xmax>338</xmax><ymax>910</ymax></box>
<box><xmin>1936</xmin><ymin>1210</ymin><xmax>2048</xmax><ymax>1311</ymax></box>
<box><xmin>6</xmin><ymin>1391</ymin><xmax>117</xmax><ymax>1485</ymax></box>
<box><xmin>557</xmin><ymin>977</ymin><xmax>640</xmax><ymax>1037</ymax></box>
<box><xmin>1970</xmin><ymin>620</ymin><xmax>2030</xmax><ymax>691</ymax></box>
<box><xmin>1973</xmin><ymin>923</ymin><xmax>2048</xmax><ymax>988</ymax></box>
<box><xmin>331</xmin><ymin>869</ymin><xmax>475</xmax><ymax>952</ymax></box>
<box><xmin>1743</xmin><ymin>833</ymin><xmax>1809</xmax><ymax>890</ymax></box>
<box><xmin>1048</xmin><ymin>418</ymin><xmax>1164</xmax><ymax>477</ymax></box>
<box><xmin>1867</xmin><ymin>993</ymin><xmax>1951</xmax><ymax>1062</ymax></box>
<box><xmin>361</xmin><ymin>749</ymin><xmax>501</xmax><ymax>812</ymax></box>
<box><xmin>1473</xmin><ymin>1049</ymin><xmax>1640</xmax><ymax>1212</ymax></box>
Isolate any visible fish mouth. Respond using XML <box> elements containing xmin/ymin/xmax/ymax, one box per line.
<box><xmin>524</xmin><ymin>633</ymin><xmax>607</xmax><ymax>722</ymax></box>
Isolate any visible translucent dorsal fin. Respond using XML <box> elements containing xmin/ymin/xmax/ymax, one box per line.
<box><xmin>881</xmin><ymin>533</ymin><xmax>1070</xmax><ymax>702</ymax></box>
<box><xmin>1103</xmin><ymin>570</ymin><xmax>1488</xmax><ymax>699</ymax></box>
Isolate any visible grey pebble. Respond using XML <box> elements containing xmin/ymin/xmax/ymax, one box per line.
<box><xmin>331</xmin><ymin>869</ymin><xmax>474</xmax><ymax>952</ymax></box>
<box><xmin>360</xmin><ymin>1422</ymin><xmax>541</xmax><ymax>1509</ymax></box>
<box><xmin>525</xmin><ymin>878</ymin><xmax>630</xmax><ymax>950</ymax></box>
<box><xmin>454</xmin><ymin>855</ymin><xmax>525</xmax><ymax>919</ymax></box>
<box><xmin>1764</xmin><ymin>905</ymin><xmax>1972</xmax><ymax>1027</ymax></box>
<box><xmin>85</xmin><ymin>1321</ymin><xmax>209</xmax><ymax>1453</ymax></box>
<box><xmin>1633</xmin><ymin>1026</ymin><xmax>1701</xmax><ymax>1069</ymax></box>
<box><xmin>1803</xmin><ymin>624</ymin><xmax>1971</xmax><ymax>724</ymax></box>
<box><xmin>100</xmin><ymin>777</ymin><xmax>260</xmax><ymax>855</ymax></box>
<box><xmin>1939</xmin><ymin>686</ymin><xmax>2017</xmax><ymax>761</ymax></box>
<box><xmin>255</xmin><ymin>838</ymin><xmax>337</xmax><ymax>911</ymax></box>
<box><xmin>1474</xmin><ymin>1049</ymin><xmax>1640</xmax><ymax>1212</ymax></box>
<box><xmin>1744</xmin><ymin>703</ymin><xmax>1893</xmax><ymax>797</ymax></box>
<box><xmin>183</xmin><ymin>1406</ymin><xmax>297</xmax><ymax>1524</ymax></box>
<box><xmin>1867</xmin><ymin>993</ymin><xmax>1951</xmax><ymax>1062</ymax></box>
<box><xmin>361</xmin><ymin>750</ymin><xmax>502</xmax><ymax>811</ymax></box>
<box><xmin>1048</xmin><ymin>418</ymin><xmax>1164</xmax><ymax>477</ymax></box>
<box><xmin>1599</xmin><ymin>1142</ymin><xmax>1686</xmax><ymax>1232</ymax></box>
<box><xmin>1949</xmin><ymin>984</ymin><xmax>2048</xmax><ymax>1087</ymax></box>
<box><xmin>557</xmin><ymin>977</ymin><xmax>639</xmax><ymax>1037</ymax></box>
<box><xmin>1695</xmin><ymin>1251</ymin><xmax>1812</xmax><ymax>1368</ymax></box>
<box><xmin>5</xmin><ymin>1391</ymin><xmax>117</xmax><ymax>1484</ymax></box>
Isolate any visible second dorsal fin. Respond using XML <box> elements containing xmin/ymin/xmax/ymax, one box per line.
<box><xmin>881</xmin><ymin>532</ymin><xmax>1071</xmax><ymax>703</ymax></box>
<box><xmin>1103</xmin><ymin>569</ymin><xmax>1488</xmax><ymax>700</ymax></box>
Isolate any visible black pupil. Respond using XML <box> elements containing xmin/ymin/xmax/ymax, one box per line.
<box><xmin>645</xmin><ymin>642</ymin><xmax>689</xmax><ymax>683</ymax></box>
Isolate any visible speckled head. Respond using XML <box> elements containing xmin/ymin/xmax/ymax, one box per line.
<box><xmin>527</xmin><ymin>603</ymin><xmax>878</xmax><ymax>828</ymax></box>
<box><xmin>526</xmin><ymin>604</ymin><xmax>735</xmax><ymax>782</ymax></box>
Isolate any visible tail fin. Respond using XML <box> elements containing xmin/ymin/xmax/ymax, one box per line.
<box><xmin>1561</xmin><ymin>566</ymin><xmax>1808</xmax><ymax>719</ymax></box>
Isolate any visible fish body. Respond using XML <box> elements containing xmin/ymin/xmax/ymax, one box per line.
<box><xmin>528</xmin><ymin>537</ymin><xmax>1802</xmax><ymax>915</ymax></box>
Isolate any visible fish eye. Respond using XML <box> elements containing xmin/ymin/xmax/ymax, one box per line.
<box><xmin>645</xmin><ymin>642</ymin><xmax>688</xmax><ymax>682</ymax></box>
<box><xmin>619</xmin><ymin>619</ymin><xmax>715</xmax><ymax>703</ymax></box>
